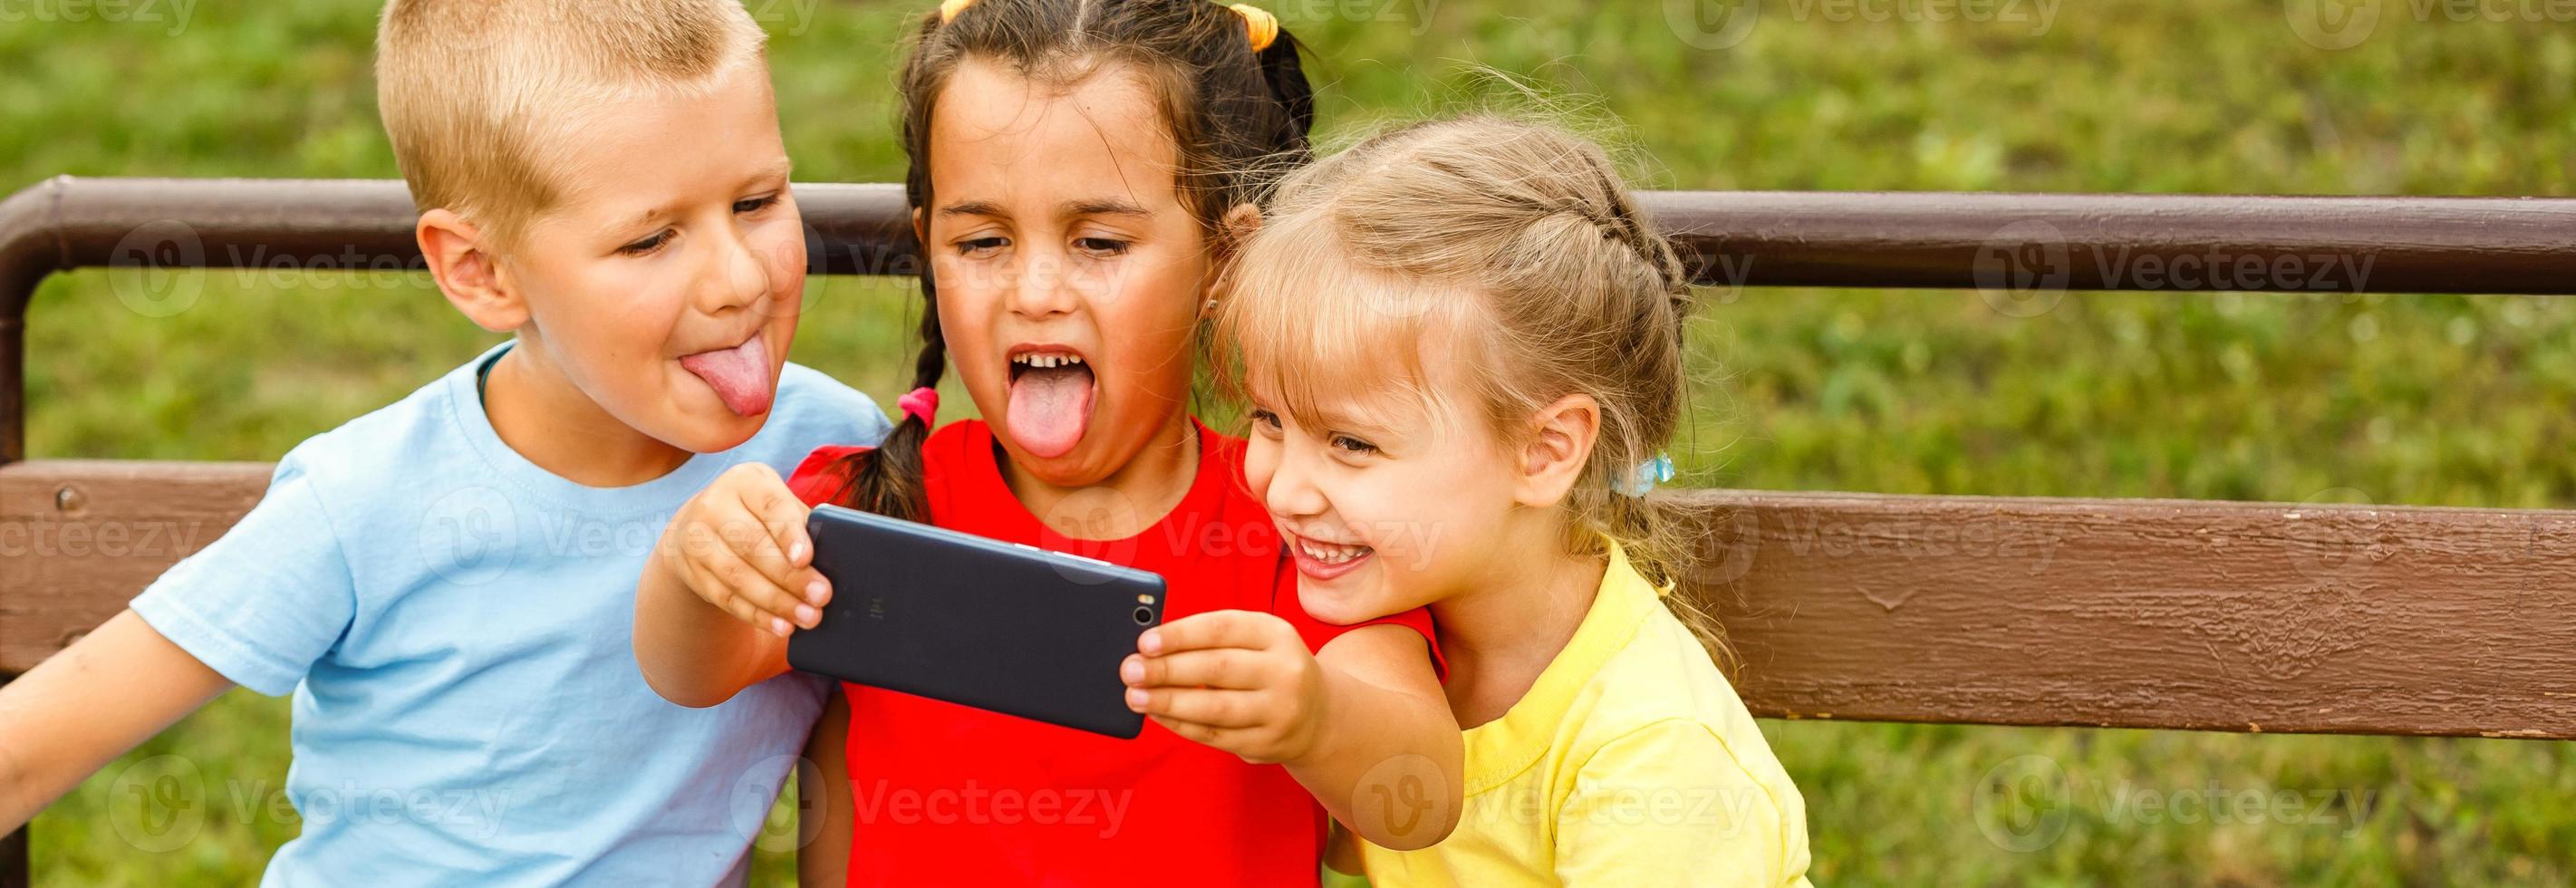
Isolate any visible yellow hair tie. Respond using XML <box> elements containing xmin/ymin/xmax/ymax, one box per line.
<box><xmin>939</xmin><ymin>0</ymin><xmax>974</xmax><ymax>24</ymax></box>
<box><xmin>1229</xmin><ymin>4</ymin><xmax>1278</xmax><ymax>52</ymax></box>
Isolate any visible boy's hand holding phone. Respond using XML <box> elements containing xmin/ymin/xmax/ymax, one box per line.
<box><xmin>654</xmin><ymin>463</ymin><xmax>831</xmax><ymax>637</ymax></box>
<box><xmin>1120</xmin><ymin>610</ymin><xmax>1327</xmax><ymax>764</ymax></box>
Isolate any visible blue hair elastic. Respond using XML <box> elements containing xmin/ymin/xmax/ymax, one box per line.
<box><xmin>1616</xmin><ymin>452</ymin><xmax>1674</xmax><ymax>497</ymax></box>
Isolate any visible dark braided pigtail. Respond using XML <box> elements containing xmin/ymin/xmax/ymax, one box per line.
<box><xmin>822</xmin><ymin>9</ymin><xmax>954</xmax><ymax>522</ymax></box>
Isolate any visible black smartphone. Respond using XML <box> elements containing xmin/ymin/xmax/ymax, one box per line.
<box><xmin>786</xmin><ymin>504</ymin><xmax>1167</xmax><ymax>738</ymax></box>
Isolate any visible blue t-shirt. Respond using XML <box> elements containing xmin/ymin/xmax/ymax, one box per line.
<box><xmin>130</xmin><ymin>343</ymin><xmax>892</xmax><ymax>885</ymax></box>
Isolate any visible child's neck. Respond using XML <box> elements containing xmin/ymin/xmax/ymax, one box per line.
<box><xmin>482</xmin><ymin>344</ymin><xmax>693</xmax><ymax>487</ymax></box>
<box><xmin>1430</xmin><ymin>521</ymin><xmax>1609</xmax><ymax>730</ymax></box>
<box><xmin>999</xmin><ymin>410</ymin><xmax>1200</xmax><ymax>541</ymax></box>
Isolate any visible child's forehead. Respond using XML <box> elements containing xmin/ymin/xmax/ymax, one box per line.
<box><xmin>507</xmin><ymin>88</ymin><xmax>788</xmax><ymax>244</ymax></box>
<box><xmin>932</xmin><ymin>58</ymin><xmax>1176</xmax><ymax>167</ymax></box>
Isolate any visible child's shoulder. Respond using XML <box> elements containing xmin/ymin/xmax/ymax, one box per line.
<box><xmin>1553</xmin><ymin>599</ymin><xmax>1799</xmax><ymax>799</ymax></box>
<box><xmin>268</xmin><ymin>358</ymin><xmax>483</xmax><ymax>495</ymax></box>
<box><xmin>757</xmin><ymin>362</ymin><xmax>892</xmax><ymax>450</ymax></box>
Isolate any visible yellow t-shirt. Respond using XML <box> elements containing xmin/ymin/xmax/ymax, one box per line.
<box><xmin>1358</xmin><ymin>543</ymin><xmax>1814</xmax><ymax>887</ymax></box>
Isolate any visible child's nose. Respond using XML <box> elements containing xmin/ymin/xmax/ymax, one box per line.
<box><xmin>696</xmin><ymin>223</ymin><xmax>775</xmax><ymax>314</ymax></box>
<box><xmin>1263</xmin><ymin>448</ymin><xmax>1330</xmax><ymax>519</ymax></box>
<box><xmin>1005</xmin><ymin>249</ymin><xmax>1078</xmax><ymax>318</ymax></box>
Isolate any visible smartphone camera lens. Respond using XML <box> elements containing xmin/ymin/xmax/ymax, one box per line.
<box><xmin>1132</xmin><ymin>606</ymin><xmax>1154</xmax><ymax>625</ymax></box>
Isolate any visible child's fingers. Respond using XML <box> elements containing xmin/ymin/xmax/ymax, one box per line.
<box><xmin>1145</xmin><ymin>713</ymin><xmax>1230</xmax><ymax>748</ymax></box>
<box><xmin>735</xmin><ymin>469</ymin><xmax>816</xmax><ymax>567</ymax></box>
<box><xmin>1123</xmin><ymin>649</ymin><xmax>1266</xmax><ymax>691</ymax></box>
<box><xmin>723</xmin><ymin>515</ymin><xmax>830</xmax><ymax>610</ymax></box>
<box><xmin>1128</xmin><ymin>687</ymin><xmax>1268</xmax><ymax>729</ymax></box>
<box><xmin>1138</xmin><ymin>609</ymin><xmax>1288</xmax><ymax>656</ymax></box>
<box><xmin>687</xmin><ymin>536</ymin><xmax>815</xmax><ymax>634</ymax></box>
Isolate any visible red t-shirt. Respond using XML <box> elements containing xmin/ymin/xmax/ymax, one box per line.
<box><xmin>785</xmin><ymin>419</ymin><xmax>1440</xmax><ymax>886</ymax></box>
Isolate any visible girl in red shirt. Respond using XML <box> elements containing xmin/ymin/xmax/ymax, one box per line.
<box><xmin>632</xmin><ymin>2</ymin><xmax>1462</xmax><ymax>883</ymax></box>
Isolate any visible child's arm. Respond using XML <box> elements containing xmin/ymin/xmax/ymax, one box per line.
<box><xmin>633</xmin><ymin>463</ymin><xmax>827</xmax><ymax>708</ymax></box>
<box><xmin>1121</xmin><ymin>613</ymin><xmax>1463</xmax><ymax>850</ymax></box>
<box><xmin>0</xmin><ymin>610</ymin><xmax>234</xmax><ymax>830</ymax></box>
<box><xmin>796</xmin><ymin>686</ymin><xmax>853</xmax><ymax>887</ymax></box>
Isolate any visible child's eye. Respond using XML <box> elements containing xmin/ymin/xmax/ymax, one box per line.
<box><xmin>619</xmin><ymin>230</ymin><xmax>672</xmax><ymax>256</ymax></box>
<box><xmin>1330</xmin><ymin>434</ymin><xmax>1379</xmax><ymax>456</ymax></box>
<box><xmin>1076</xmin><ymin>236</ymin><xmax>1130</xmax><ymax>256</ymax></box>
<box><xmin>957</xmin><ymin>236</ymin><xmax>1008</xmax><ymax>256</ymax></box>
<box><xmin>733</xmin><ymin>194</ymin><xmax>780</xmax><ymax>215</ymax></box>
<box><xmin>1249</xmin><ymin>409</ymin><xmax>1282</xmax><ymax>433</ymax></box>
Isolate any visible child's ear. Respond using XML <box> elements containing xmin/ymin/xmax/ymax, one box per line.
<box><xmin>1514</xmin><ymin>394</ymin><xmax>1601</xmax><ymax>508</ymax></box>
<box><xmin>1202</xmin><ymin>203</ymin><xmax>1264</xmax><ymax>317</ymax></box>
<box><xmin>417</xmin><ymin>209</ymin><xmax>526</xmax><ymax>333</ymax></box>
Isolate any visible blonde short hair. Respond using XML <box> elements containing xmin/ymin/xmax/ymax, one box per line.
<box><xmin>374</xmin><ymin>0</ymin><xmax>770</xmax><ymax>246</ymax></box>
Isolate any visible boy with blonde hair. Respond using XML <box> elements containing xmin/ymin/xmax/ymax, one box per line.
<box><xmin>0</xmin><ymin>1</ymin><xmax>885</xmax><ymax>882</ymax></box>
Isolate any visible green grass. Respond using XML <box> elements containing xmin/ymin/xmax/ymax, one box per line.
<box><xmin>10</xmin><ymin>0</ymin><xmax>2576</xmax><ymax>883</ymax></box>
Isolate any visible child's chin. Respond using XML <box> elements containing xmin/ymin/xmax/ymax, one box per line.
<box><xmin>1297</xmin><ymin>584</ymin><xmax>1392</xmax><ymax>627</ymax></box>
<box><xmin>658</xmin><ymin>412</ymin><xmax>762</xmax><ymax>454</ymax></box>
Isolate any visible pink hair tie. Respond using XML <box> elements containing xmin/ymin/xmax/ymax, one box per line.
<box><xmin>896</xmin><ymin>387</ymin><xmax>940</xmax><ymax>427</ymax></box>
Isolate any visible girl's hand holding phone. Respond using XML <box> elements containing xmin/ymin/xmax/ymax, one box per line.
<box><xmin>652</xmin><ymin>463</ymin><xmax>831</xmax><ymax>637</ymax></box>
<box><xmin>1119</xmin><ymin>610</ymin><xmax>1327</xmax><ymax>764</ymax></box>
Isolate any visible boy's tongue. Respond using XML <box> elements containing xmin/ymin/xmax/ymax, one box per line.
<box><xmin>679</xmin><ymin>335</ymin><xmax>775</xmax><ymax>417</ymax></box>
<box><xmin>1007</xmin><ymin>364</ymin><xmax>1095</xmax><ymax>458</ymax></box>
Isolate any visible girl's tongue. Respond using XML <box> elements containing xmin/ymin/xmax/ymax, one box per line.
<box><xmin>679</xmin><ymin>335</ymin><xmax>775</xmax><ymax>417</ymax></box>
<box><xmin>1006</xmin><ymin>362</ymin><xmax>1095</xmax><ymax>458</ymax></box>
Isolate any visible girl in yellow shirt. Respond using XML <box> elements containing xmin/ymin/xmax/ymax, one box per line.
<box><xmin>1213</xmin><ymin>114</ymin><xmax>1816</xmax><ymax>887</ymax></box>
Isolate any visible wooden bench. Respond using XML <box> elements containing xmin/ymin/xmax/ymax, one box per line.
<box><xmin>6</xmin><ymin>177</ymin><xmax>2576</xmax><ymax>883</ymax></box>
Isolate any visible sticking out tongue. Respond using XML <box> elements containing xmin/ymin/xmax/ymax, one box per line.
<box><xmin>1007</xmin><ymin>362</ymin><xmax>1095</xmax><ymax>458</ymax></box>
<box><xmin>680</xmin><ymin>335</ymin><xmax>775</xmax><ymax>417</ymax></box>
